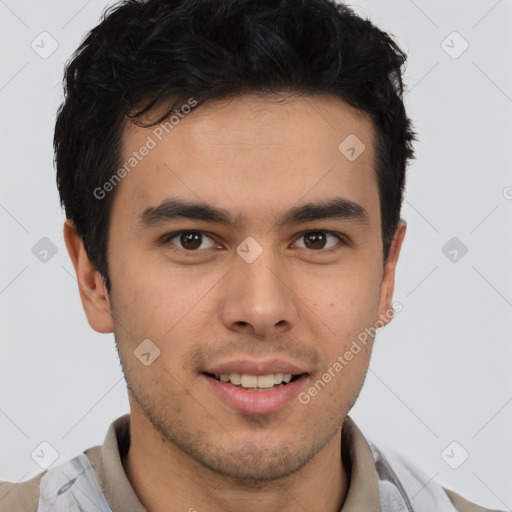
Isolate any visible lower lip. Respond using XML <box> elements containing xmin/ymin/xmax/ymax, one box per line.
<box><xmin>202</xmin><ymin>374</ymin><xmax>308</xmax><ymax>415</ymax></box>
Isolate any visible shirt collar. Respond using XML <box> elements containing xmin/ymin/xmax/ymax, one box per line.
<box><xmin>98</xmin><ymin>414</ymin><xmax>146</xmax><ymax>512</ymax></box>
<box><xmin>340</xmin><ymin>415</ymin><xmax>381</xmax><ymax>511</ymax></box>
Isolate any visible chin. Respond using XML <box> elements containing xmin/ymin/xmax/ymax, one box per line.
<box><xmin>196</xmin><ymin>445</ymin><xmax>311</xmax><ymax>483</ymax></box>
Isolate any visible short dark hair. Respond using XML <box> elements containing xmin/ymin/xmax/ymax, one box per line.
<box><xmin>55</xmin><ymin>0</ymin><xmax>416</xmax><ymax>289</ymax></box>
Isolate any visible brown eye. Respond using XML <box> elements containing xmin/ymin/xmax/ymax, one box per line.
<box><xmin>180</xmin><ymin>232</ymin><xmax>202</xmax><ymax>250</ymax></box>
<box><xmin>166</xmin><ymin>231</ymin><xmax>216</xmax><ymax>251</ymax></box>
<box><xmin>295</xmin><ymin>231</ymin><xmax>343</xmax><ymax>251</ymax></box>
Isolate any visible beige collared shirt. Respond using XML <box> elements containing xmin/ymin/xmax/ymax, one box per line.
<box><xmin>0</xmin><ymin>414</ymin><xmax>499</xmax><ymax>511</ymax></box>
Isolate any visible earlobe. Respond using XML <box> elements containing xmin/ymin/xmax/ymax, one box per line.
<box><xmin>376</xmin><ymin>220</ymin><xmax>407</xmax><ymax>328</ymax></box>
<box><xmin>63</xmin><ymin>220</ymin><xmax>115</xmax><ymax>333</ymax></box>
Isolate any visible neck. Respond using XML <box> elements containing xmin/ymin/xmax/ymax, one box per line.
<box><xmin>122</xmin><ymin>412</ymin><xmax>349</xmax><ymax>512</ymax></box>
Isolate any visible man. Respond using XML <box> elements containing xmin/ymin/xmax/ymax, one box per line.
<box><xmin>0</xmin><ymin>0</ymin><xmax>504</xmax><ymax>511</ymax></box>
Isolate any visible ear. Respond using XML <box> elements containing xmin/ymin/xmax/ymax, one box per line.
<box><xmin>63</xmin><ymin>220</ymin><xmax>114</xmax><ymax>333</ymax></box>
<box><xmin>376</xmin><ymin>220</ymin><xmax>407</xmax><ymax>328</ymax></box>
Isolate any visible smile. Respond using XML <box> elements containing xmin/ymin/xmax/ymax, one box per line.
<box><xmin>202</xmin><ymin>372</ymin><xmax>309</xmax><ymax>414</ymax></box>
<box><xmin>206</xmin><ymin>372</ymin><xmax>300</xmax><ymax>390</ymax></box>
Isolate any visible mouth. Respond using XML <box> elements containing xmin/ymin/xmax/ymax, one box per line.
<box><xmin>201</xmin><ymin>370</ymin><xmax>309</xmax><ymax>415</ymax></box>
<box><xmin>203</xmin><ymin>372</ymin><xmax>304</xmax><ymax>392</ymax></box>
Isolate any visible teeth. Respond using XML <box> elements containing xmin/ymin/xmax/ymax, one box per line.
<box><xmin>229</xmin><ymin>373</ymin><xmax>241</xmax><ymax>385</ymax></box>
<box><xmin>257</xmin><ymin>374</ymin><xmax>275</xmax><ymax>388</ymax></box>
<box><xmin>216</xmin><ymin>372</ymin><xmax>294</xmax><ymax>388</ymax></box>
<box><xmin>240</xmin><ymin>374</ymin><xmax>258</xmax><ymax>388</ymax></box>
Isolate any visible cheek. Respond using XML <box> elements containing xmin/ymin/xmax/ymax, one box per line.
<box><xmin>109</xmin><ymin>252</ymin><xmax>186</xmax><ymax>323</ymax></box>
<box><xmin>109</xmin><ymin>257</ymin><xmax>218</xmax><ymax>368</ymax></box>
<box><xmin>310</xmin><ymin>265</ymin><xmax>383</xmax><ymax>335</ymax></box>
<box><xmin>299</xmin><ymin>267</ymin><xmax>382</xmax><ymax>391</ymax></box>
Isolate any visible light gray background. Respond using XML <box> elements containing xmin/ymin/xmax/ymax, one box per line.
<box><xmin>1</xmin><ymin>0</ymin><xmax>511</xmax><ymax>509</ymax></box>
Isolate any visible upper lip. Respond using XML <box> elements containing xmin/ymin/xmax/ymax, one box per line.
<box><xmin>203</xmin><ymin>359</ymin><xmax>309</xmax><ymax>376</ymax></box>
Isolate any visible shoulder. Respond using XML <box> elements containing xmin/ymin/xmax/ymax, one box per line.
<box><xmin>365</xmin><ymin>438</ymin><xmax>504</xmax><ymax>512</ymax></box>
<box><xmin>443</xmin><ymin>486</ymin><xmax>506</xmax><ymax>512</ymax></box>
<box><xmin>0</xmin><ymin>471</ymin><xmax>45</xmax><ymax>512</ymax></box>
<box><xmin>0</xmin><ymin>446</ymin><xmax>102</xmax><ymax>512</ymax></box>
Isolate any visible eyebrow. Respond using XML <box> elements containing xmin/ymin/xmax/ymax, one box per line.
<box><xmin>137</xmin><ymin>196</ymin><xmax>370</xmax><ymax>230</ymax></box>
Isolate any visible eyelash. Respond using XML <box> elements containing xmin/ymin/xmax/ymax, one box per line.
<box><xmin>161</xmin><ymin>230</ymin><xmax>347</xmax><ymax>255</ymax></box>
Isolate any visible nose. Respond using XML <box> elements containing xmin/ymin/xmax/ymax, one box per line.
<box><xmin>220</xmin><ymin>247</ymin><xmax>299</xmax><ymax>338</ymax></box>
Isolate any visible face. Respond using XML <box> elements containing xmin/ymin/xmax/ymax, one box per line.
<box><xmin>70</xmin><ymin>93</ymin><xmax>405</xmax><ymax>482</ymax></box>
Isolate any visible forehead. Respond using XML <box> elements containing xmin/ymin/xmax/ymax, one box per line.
<box><xmin>114</xmin><ymin>93</ymin><xmax>379</xmax><ymax>228</ymax></box>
